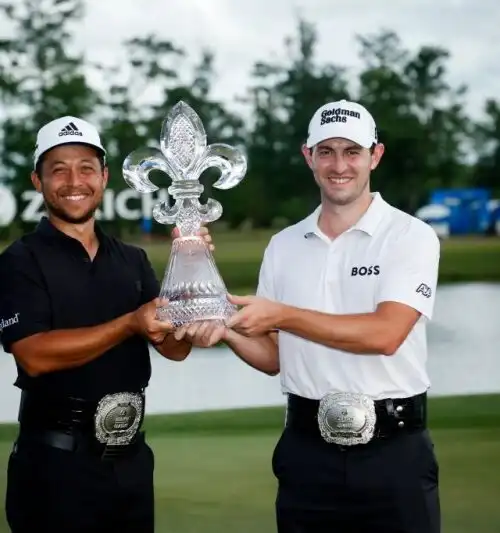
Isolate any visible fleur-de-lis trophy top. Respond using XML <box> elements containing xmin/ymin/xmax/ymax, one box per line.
<box><xmin>122</xmin><ymin>100</ymin><xmax>247</xmax><ymax>236</ymax></box>
<box><xmin>122</xmin><ymin>101</ymin><xmax>248</xmax><ymax>328</ymax></box>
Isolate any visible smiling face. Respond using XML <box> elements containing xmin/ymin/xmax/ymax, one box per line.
<box><xmin>302</xmin><ymin>138</ymin><xmax>384</xmax><ymax>208</ymax></box>
<box><xmin>31</xmin><ymin>144</ymin><xmax>108</xmax><ymax>225</ymax></box>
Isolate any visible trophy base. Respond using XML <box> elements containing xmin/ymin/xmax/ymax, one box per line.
<box><xmin>156</xmin><ymin>295</ymin><xmax>236</xmax><ymax>328</ymax></box>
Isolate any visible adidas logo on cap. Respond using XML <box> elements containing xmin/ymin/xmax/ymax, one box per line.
<box><xmin>33</xmin><ymin>115</ymin><xmax>107</xmax><ymax>168</ymax></box>
<box><xmin>58</xmin><ymin>122</ymin><xmax>83</xmax><ymax>137</ymax></box>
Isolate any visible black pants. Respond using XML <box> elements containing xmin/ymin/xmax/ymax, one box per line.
<box><xmin>5</xmin><ymin>433</ymin><xmax>155</xmax><ymax>533</ymax></box>
<box><xmin>272</xmin><ymin>427</ymin><xmax>440</xmax><ymax>533</ymax></box>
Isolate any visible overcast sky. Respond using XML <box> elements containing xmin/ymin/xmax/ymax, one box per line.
<box><xmin>72</xmin><ymin>0</ymin><xmax>500</xmax><ymax>121</ymax></box>
<box><xmin>1</xmin><ymin>0</ymin><xmax>499</xmax><ymax>122</ymax></box>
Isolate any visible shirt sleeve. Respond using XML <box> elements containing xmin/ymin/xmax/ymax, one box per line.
<box><xmin>256</xmin><ymin>237</ymin><xmax>277</xmax><ymax>300</ymax></box>
<box><xmin>138</xmin><ymin>248</ymin><xmax>161</xmax><ymax>305</ymax></box>
<box><xmin>0</xmin><ymin>246</ymin><xmax>52</xmax><ymax>353</ymax></box>
<box><xmin>375</xmin><ymin>221</ymin><xmax>441</xmax><ymax>320</ymax></box>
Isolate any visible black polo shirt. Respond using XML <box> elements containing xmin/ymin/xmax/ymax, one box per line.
<box><xmin>0</xmin><ymin>217</ymin><xmax>160</xmax><ymax>400</ymax></box>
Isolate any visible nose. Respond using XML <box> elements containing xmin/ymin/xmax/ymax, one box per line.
<box><xmin>66</xmin><ymin>166</ymin><xmax>82</xmax><ymax>186</ymax></box>
<box><xmin>329</xmin><ymin>155</ymin><xmax>348</xmax><ymax>175</ymax></box>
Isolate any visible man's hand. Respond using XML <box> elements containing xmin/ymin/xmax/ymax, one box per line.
<box><xmin>171</xmin><ymin>226</ymin><xmax>214</xmax><ymax>252</ymax></box>
<box><xmin>132</xmin><ymin>298</ymin><xmax>175</xmax><ymax>345</ymax></box>
<box><xmin>173</xmin><ymin>320</ymin><xmax>227</xmax><ymax>347</ymax></box>
<box><xmin>226</xmin><ymin>294</ymin><xmax>286</xmax><ymax>337</ymax></box>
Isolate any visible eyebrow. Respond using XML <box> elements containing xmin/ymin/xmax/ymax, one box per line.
<box><xmin>344</xmin><ymin>144</ymin><xmax>363</xmax><ymax>150</ymax></box>
<box><xmin>50</xmin><ymin>159</ymin><xmax>97</xmax><ymax>166</ymax></box>
<box><xmin>316</xmin><ymin>143</ymin><xmax>362</xmax><ymax>151</ymax></box>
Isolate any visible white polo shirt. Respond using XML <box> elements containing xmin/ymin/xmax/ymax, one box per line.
<box><xmin>257</xmin><ymin>192</ymin><xmax>440</xmax><ymax>400</ymax></box>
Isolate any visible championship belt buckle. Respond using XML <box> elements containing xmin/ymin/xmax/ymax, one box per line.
<box><xmin>317</xmin><ymin>391</ymin><xmax>376</xmax><ymax>446</ymax></box>
<box><xmin>94</xmin><ymin>392</ymin><xmax>144</xmax><ymax>447</ymax></box>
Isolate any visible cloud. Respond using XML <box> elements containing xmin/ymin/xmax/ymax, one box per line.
<box><xmin>2</xmin><ymin>0</ymin><xmax>498</xmax><ymax>120</ymax></box>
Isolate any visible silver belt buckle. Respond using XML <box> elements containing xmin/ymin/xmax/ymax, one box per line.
<box><xmin>317</xmin><ymin>392</ymin><xmax>376</xmax><ymax>446</ymax></box>
<box><xmin>94</xmin><ymin>392</ymin><xmax>144</xmax><ymax>447</ymax></box>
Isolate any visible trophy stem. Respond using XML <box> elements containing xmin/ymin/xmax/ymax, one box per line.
<box><xmin>172</xmin><ymin>198</ymin><xmax>203</xmax><ymax>237</ymax></box>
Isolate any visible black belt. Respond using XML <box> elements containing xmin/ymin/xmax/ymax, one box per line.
<box><xmin>18</xmin><ymin>390</ymin><xmax>145</xmax><ymax>428</ymax></box>
<box><xmin>16</xmin><ymin>428</ymin><xmax>145</xmax><ymax>460</ymax></box>
<box><xmin>16</xmin><ymin>390</ymin><xmax>146</xmax><ymax>460</ymax></box>
<box><xmin>286</xmin><ymin>392</ymin><xmax>427</xmax><ymax>442</ymax></box>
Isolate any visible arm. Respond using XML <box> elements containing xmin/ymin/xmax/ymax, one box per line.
<box><xmin>169</xmin><ymin>320</ymin><xmax>279</xmax><ymax>374</ymax></box>
<box><xmin>222</xmin><ymin>235</ymin><xmax>280</xmax><ymax>375</ymax></box>
<box><xmin>276</xmin><ymin>302</ymin><xmax>419</xmax><ymax>355</ymax></box>
<box><xmin>10</xmin><ymin>314</ymin><xmax>138</xmax><ymax>377</ymax></box>
<box><xmin>0</xmin><ymin>246</ymin><xmax>174</xmax><ymax>376</ymax></box>
<box><xmin>223</xmin><ymin>329</ymin><xmax>279</xmax><ymax>375</ymax></box>
<box><xmin>0</xmin><ymin>250</ymin><xmax>143</xmax><ymax>376</ymax></box>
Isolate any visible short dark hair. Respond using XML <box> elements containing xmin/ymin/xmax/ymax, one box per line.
<box><xmin>35</xmin><ymin>146</ymin><xmax>106</xmax><ymax>178</ymax></box>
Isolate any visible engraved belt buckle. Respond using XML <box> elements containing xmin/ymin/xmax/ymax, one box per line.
<box><xmin>94</xmin><ymin>392</ymin><xmax>144</xmax><ymax>448</ymax></box>
<box><xmin>317</xmin><ymin>391</ymin><xmax>376</xmax><ymax>446</ymax></box>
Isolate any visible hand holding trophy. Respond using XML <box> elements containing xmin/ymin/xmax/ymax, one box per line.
<box><xmin>122</xmin><ymin>101</ymin><xmax>247</xmax><ymax>328</ymax></box>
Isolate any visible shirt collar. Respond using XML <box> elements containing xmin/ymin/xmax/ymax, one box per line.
<box><xmin>301</xmin><ymin>192</ymin><xmax>388</xmax><ymax>239</ymax></box>
<box><xmin>36</xmin><ymin>216</ymin><xmax>109</xmax><ymax>249</ymax></box>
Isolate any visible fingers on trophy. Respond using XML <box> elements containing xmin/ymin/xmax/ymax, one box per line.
<box><xmin>122</xmin><ymin>101</ymin><xmax>248</xmax><ymax>329</ymax></box>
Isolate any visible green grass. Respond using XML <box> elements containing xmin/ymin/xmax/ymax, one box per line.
<box><xmin>437</xmin><ymin>236</ymin><xmax>500</xmax><ymax>283</ymax></box>
<box><xmin>0</xmin><ymin>394</ymin><xmax>498</xmax><ymax>532</ymax></box>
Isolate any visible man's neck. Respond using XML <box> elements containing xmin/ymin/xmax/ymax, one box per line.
<box><xmin>48</xmin><ymin>215</ymin><xmax>99</xmax><ymax>257</ymax></box>
<box><xmin>317</xmin><ymin>192</ymin><xmax>373</xmax><ymax>240</ymax></box>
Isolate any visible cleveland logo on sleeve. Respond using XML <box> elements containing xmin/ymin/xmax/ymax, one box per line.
<box><xmin>0</xmin><ymin>312</ymin><xmax>20</xmax><ymax>332</ymax></box>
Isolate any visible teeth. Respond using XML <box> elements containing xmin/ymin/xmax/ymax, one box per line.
<box><xmin>329</xmin><ymin>178</ymin><xmax>351</xmax><ymax>184</ymax></box>
<box><xmin>64</xmin><ymin>195</ymin><xmax>86</xmax><ymax>201</ymax></box>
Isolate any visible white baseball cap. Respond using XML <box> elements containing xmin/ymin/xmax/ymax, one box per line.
<box><xmin>306</xmin><ymin>100</ymin><xmax>378</xmax><ymax>149</ymax></box>
<box><xmin>33</xmin><ymin>115</ymin><xmax>106</xmax><ymax>168</ymax></box>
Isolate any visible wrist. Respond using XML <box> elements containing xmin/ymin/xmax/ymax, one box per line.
<box><xmin>125</xmin><ymin>311</ymin><xmax>140</xmax><ymax>336</ymax></box>
<box><xmin>222</xmin><ymin>327</ymin><xmax>238</xmax><ymax>345</ymax></box>
<box><xmin>275</xmin><ymin>303</ymin><xmax>292</xmax><ymax>330</ymax></box>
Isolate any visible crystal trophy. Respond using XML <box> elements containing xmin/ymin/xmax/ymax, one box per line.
<box><xmin>122</xmin><ymin>101</ymin><xmax>247</xmax><ymax>327</ymax></box>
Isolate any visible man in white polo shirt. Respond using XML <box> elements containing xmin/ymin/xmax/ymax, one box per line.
<box><xmin>175</xmin><ymin>99</ymin><xmax>441</xmax><ymax>533</ymax></box>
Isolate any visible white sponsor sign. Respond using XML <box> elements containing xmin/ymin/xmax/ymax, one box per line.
<box><xmin>0</xmin><ymin>186</ymin><xmax>169</xmax><ymax>226</ymax></box>
<box><xmin>0</xmin><ymin>184</ymin><xmax>17</xmax><ymax>226</ymax></box>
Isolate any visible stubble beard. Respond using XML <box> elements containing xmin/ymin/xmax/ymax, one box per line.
<box><xmin>43</xmin><ymin>194</ymin><xmax>101</xmax><ymax>225</ymax></box>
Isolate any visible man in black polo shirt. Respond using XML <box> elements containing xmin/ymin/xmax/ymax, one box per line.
<box><xmin>0</xmin><ymin>115</ymin><xmax>203</xmax><ymax>533</ymax></box>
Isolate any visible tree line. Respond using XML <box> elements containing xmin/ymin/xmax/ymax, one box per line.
<box><xmin>0</xmin><ymin>0</ymin><xmax>499</xmax><ymax>237</ymax></box>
